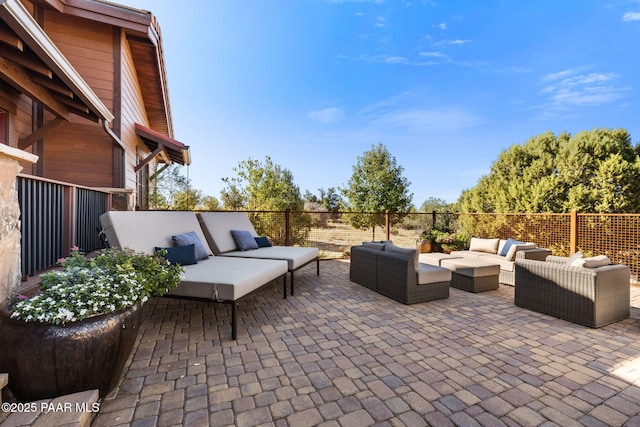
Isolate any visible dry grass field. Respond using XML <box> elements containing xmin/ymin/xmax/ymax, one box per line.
<box><xmin>307</xmin><ymin>219</ymin><xmax>422</xmax><ymax>259</ymax></box>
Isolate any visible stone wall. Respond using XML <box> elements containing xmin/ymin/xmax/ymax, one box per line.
<box><xmin>0</xmin><ymin>146</ymin><xmax>38</xmax><ymax>304</ymax></box>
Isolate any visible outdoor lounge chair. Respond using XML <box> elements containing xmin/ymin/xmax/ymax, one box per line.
<box><xmin>514</xmin><ymin>253</ymin><xmax>630</xmax><ymax>328</ymax></box>
<box><xmin>99</xmin><ymin>211</ymin><xmax>288</xmax><ymax>339</ymax></box>
<box><xmin>197</xmin><ymin>212</ymin><xmax>319</xmax><ymax>295</ymax></box>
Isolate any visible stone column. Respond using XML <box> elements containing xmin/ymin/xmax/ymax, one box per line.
<box><xmin>0</xmin><ymin>145</ymin><xmax>38</xmax><ymax>304</ymax></box>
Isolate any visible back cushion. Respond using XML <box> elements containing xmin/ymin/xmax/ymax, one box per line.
<box><xmin>385</xmin><ymin>245</ymin><xmax>418</xmax><ymax>268</ymax></box>
<box><xmin>198</xmin><ymin>212</ymin><xmax>259</xmax><ymax>254</ymax></box>
<box><xmin>469</xmin><ymin>237</ymin><xmax>500</xmax><ymax>254</ymax></box>
<box><xmin>100</xmin><ymin>211</ymin><xmax>213</xmax><ymax>256</ymax></box>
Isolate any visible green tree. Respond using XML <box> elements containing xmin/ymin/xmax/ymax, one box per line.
<box><xmin>458</xmin><ymin>128</ymin><xmax>640</xmax><ymax>214</ymax></box>
<box><xmin>220</xmin><ymin>157</ymin><xmax>311</xmax><ymax>245</ymax></box>
<box><xmin>419</xmin><ymin>197</ymin><xmax>457</xmax><ymax>232</ymax></box>
<box><xmin>342</xmin><ymin>144</ymin><xmax>413</xmax><ymax>238</ymax></box>
<box><xmin>199</xmin><ymin>195</ymin><xmax>220</xmax><ymax>210</ymax></box>
<box><xmin>305</xmin><ymin>188</ymin><xmax>342</xmax><ymax>212</ymax></box>
<box><xmin>172</xmin><ymin>188</ymin><xmax>202</xmax><ymax>211</ymax></box>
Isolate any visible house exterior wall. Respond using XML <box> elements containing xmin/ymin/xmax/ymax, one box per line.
<box><xmin>2</xmin><ymin>0</ymin><xmax>172</xmax><ymax>209</ymax></box>
<box><xmin>39</xmin><ymin>10</ymin><xmax>116</xmax><ymax>187</ymax></box>
<box><xmin>120</xmin><ymin>33</ymin><xmax>153</xmax><ymax>195</ymax></box>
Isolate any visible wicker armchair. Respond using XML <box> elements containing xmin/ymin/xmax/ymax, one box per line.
<box><xmin>514</xmin><ymin>254</ymin><xmax>630</xmax><ymax>328</ymax></box>
<box><xmin>350</xmin><ymin>244</ymin><xmax>450</xmax><ymax>304</ymax></box>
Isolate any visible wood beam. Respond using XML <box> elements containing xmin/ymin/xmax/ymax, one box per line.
<box><xmin>135</xmin><ymin>145</ymin><xmax>163</xmax><ymax>172</ymax></box>
<box><xmin>18</xmin><ymin>117</ymin><xmax>65</xmax><ymax>149</ymax></box>
<box><xmin>31</xmin><ymin>74</ymin><xmax>73</xmax><ymax>98</ymax></box>
<box><xmin>0</xmin><ymin>48</ymin><xmax>52</xmax><ymax>78</ymax></box>
<box><xmin>0</xmin><ymin>22</ymin><xmax>23</xmax><ymax>50</ymax></box>
<box><xmin>0</xmin><ymin>56</ymin><xmax>70</xmax><ymax>119</ymax></box>
<box><xmin>54</xmin><ymin>93</ymin><xmax>90</xmax><ymax>113</ymax></box>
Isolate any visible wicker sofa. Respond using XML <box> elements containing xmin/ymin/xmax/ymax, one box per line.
<box><xmin>350</xmin><ymin>242</ymin><xmax>451</xmax><ymax>304</ymax></box>
<box><xmin>450</xmin><ymin>237</ymin><xmax>551</xmax><ymax>285</ymax></box>
<box><xmin>514</xmin><ymin>253</ymin><xmax>630</xmax><ymax>328</ymax></box>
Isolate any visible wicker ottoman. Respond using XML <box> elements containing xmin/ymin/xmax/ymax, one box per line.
<box><xmin>440</xmin><ymin>258</ymin><xmax>500</xmax><ymax>292</ymax></box>
<box><xmin>418</xmin><ymin>252</ymin><xmax>463</xmax><ymax>266</ymax></box>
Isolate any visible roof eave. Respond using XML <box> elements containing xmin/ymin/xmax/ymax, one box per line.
<box><xmin>0</xmin><ymin>0</ymin><xmax>114</xmax><ymax>123</ymax></box>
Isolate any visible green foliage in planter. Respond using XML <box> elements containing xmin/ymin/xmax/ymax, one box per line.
<box><xmin>9</xmin><ymin>247</ymin><xmax>183</xmax><ymax>325</ymax></box>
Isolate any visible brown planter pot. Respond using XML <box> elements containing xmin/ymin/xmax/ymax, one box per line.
<box><xmin>0</xmin><ymin>301</ymin><xmax>141</xmax><ymax>401</ymax></box>
<box><xmin>418</xmin><ymin>239</ymin><xmax>433</xmax><ymax>253</ymax></box>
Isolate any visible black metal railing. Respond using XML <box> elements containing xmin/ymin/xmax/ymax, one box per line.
<box><xmin>17</xmin><ymin>175</ymin><xmax>111</xmax><ymax>278</ymax></box>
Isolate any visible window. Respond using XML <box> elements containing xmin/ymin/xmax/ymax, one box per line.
<box><xmin>136</xmin><ymin>161</ymin><xmax>149</xmax><ymax>210</ymax></box>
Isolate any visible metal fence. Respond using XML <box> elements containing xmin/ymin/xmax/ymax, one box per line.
<box><xmin>16</xmin><ymin>191</ymin><xmax>640</xmax><ymax>283</ymax></box>
<box><xmin>17</xmin><ymin>175</ymin><xmax>111</xmax><ymax>278</ymax></box>
<box><xmin>241</xmin><ymin>210</ymin><xmax>640</xmax><ymax>282</ymax></box>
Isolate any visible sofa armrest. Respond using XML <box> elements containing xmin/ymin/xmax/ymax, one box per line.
<box><xmin>377</xmin><ymin>251</ymin><xmax>416</xmax><ymax>302</ymax></box>
<box><xmin>349</xmin><ymin>246</ymin><xmax>380</xmax><ymax>290</ymax></box>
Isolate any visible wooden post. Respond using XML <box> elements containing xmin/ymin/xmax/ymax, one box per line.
<box><xmin>432</xmin><ymin>210</ymin><xmax>437</xmax><ymax>229</ymax></box>
<box><xmin>570</xmin><ymin>209</ymin><xmax>578</xmax><ymax>254</ymax></box>
<box><xmin>285</xmin><ymin>208</ymin><xmax>291</xmax><ymax>246</ymax></box>
<box><xmin>386</xmin><ymin>210</ymin><xmax>391</xmax><ymax>241</ymax></box>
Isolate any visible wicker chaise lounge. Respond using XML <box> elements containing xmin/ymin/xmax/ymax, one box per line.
<box><xmin>514</xmin><ymin>253</ymin><xmax>630</xmax><ymax>328</ymax></box>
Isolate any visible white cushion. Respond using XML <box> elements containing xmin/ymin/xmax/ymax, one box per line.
<box><xmin>572</xmin><ymin>255</ymin><xmax>611</xmax><ymax>268</ymax></box>
<box><xmin>504</xmin><ymin>243</ymin><xmax>536</xmax><ymax>261</ymax></box>
<box><xmin>469</xmin><ymin>237</ymin><xmax>500</xmax><ymax>254</ymax></box>
<box><xmin>441</xmin><ymin>258</ymin><xmax>500</xmax><ymax>278</ymax></box>
<box><xmin>198</xmin><ymin>212</ymin><xmax>259</xmax><ymax>254</ymax></box>
<box><xmin>220</xmin><ymin>246</ymin><xmax>319</xmax><ymax>270</ymax></box>
<box><xmin>416</xmin><ymin>263</ymin><xmax>451</xmax><ymax>284</ymax></box>
<box><xmin>100</xmin><ymin>211</ymin><xmax>213</xmax><ymax>256</ymax></box>
<box><xmin>171</xmin><ymin>257</ymin><xmax>288</xmax><ymax>301</ymax></box>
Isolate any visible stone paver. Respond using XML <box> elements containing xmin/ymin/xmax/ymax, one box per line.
<box><xmin>88</xmin><ymin>260</ymin><xmax>640</xmax><ymax>426</ymax></box>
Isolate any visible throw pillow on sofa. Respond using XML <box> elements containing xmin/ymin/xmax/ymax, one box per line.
<box><xmin>504</xmin><ymin>242</ymin><xmax>536</xmax><ymax>261</ymax></box>
<box><xmin>571</xmin><ymin>255</ymin><xmax>611</xmax><ymax>268</ymax></box>
<box><xmin>500</xmin><ymin>238</ymin><xmax>523</xmax><ymax>257</ymax></box>
<box><xmin>469</xmin><ymin>237</ymin><xmax>500</xmax><ymax>254</ymax></box>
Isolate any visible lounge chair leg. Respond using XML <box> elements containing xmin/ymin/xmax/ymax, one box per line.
<box><xmin>317</xmin><ymin>258</ymin><xmax>320</xmax><ymax>276</ymax></box>
<box><xmin>283</xmin><ymin>274</ymin><xmax>287</xmax><ymax>299</ymax></box>
<box><xmin>231</xmin><ymin>301</ymin><xmax>237</xmax><ymax>340</ymax></box>
<box><xmin>291</xmin><ymin>271</ymin><xmax>294</xmax><ymax>296</ymax></box>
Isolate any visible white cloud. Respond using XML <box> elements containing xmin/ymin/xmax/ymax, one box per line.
<box><xmin>433</xmin><ymin>22</ymin><xmax>447</xmax><ymax>30</ymax></box>
<box><xmin>622</xmin><ymin>11</ymin><xmax>640</xmax><ymax>21</ymax></box>
<box><xmin>307</xmin><ymin>107</ymin><xmax>345</xmax><ymax>123</ymax></box>
<box><xmin>375</xmin><ymin>16</ymin><xmax>386</xmax><ymax>27</ymax></box>
<box><xmin>419</xmin><ymin>51</ymin><xmax>447</xmax><ymax>58</ymax></box>
<box><xmin>539</xmin><ymin>70</ymin><xmax>630</xmax><ymax>107</ymax></box>
<box><xmin>433</xmin><ymin>39</ymin><xmax>472</xmax><ymax>46</ymax></box>
<box><xmin>372</xmin><ymin>107</ymin><xmax>483</xmax><ymax>133</ymax></box>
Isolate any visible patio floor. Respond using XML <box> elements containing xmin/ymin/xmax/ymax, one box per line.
<box><xmin>92</xmin><ymin>259</ymin><xmax>640</xmax><ymax>427</ymax></box>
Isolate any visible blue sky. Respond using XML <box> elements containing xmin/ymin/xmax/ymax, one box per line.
<box><xmin>122</xmin><ymin>0</ymin><xmax>640</xmax><ymax>205</ymax></box>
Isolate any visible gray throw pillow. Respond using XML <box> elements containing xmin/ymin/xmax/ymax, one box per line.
<box><xmin>172</xmin><ymin>231</ymin><xmax>209</xmax><ymax>260</ymax></box>
<box><xmin>230</xmin><ymin>229</ymin><xmax>259</xmax><ymax>251</ymax></box>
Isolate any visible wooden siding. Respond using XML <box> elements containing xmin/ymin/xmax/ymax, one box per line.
<box><xmin>37</xmin><ymin>10</ymin><xmax>114</xmax><ymax>186</ymax></box>
<box><xmin>120</xmin><ymin>32</ymin><xmax>153</xmax><ymax>195</ymax></box>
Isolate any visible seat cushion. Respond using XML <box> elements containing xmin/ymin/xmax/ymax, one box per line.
<box><xmin>171</xmin><ymin>257</ymin><xmax>288</xmax><ymax>301</ymax></box>
<box><xmin>416</xmin><ymin>263</ymin><xmax>452</xmax><ymax>284</ymax></box>
<box><xmin>441</xmin><ymin>258</ymin><xmax>500</xmax><ymax>278</ymax></box>
<box><xmin>219</xmin><ymin>246</ymin><xmax>318</xmax><ymax>270</ymax></box>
